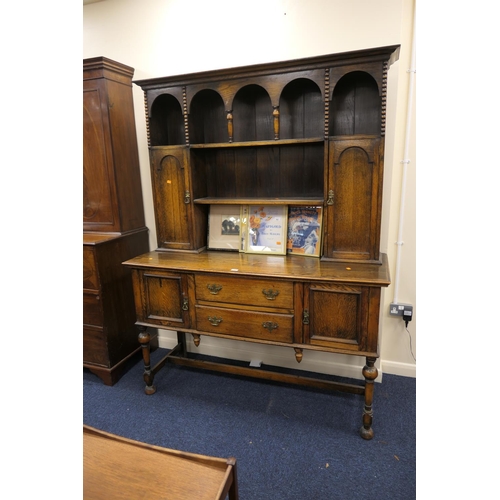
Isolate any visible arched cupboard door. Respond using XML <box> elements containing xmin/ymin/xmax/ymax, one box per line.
<box><xmin>150</xmin><ymin>148</ymin><xmax>194</xmax><ymax>251</ymax></box>
<box><xmin>324</xmin><ymin>137</ymin><xmax>382</xmax><ymax>262</ymax></box>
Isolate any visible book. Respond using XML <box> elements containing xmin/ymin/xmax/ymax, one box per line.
<box><xmin>286</xmin><ymin>206</ymin><xmax>323</xmax><ymax>257</ymax></box>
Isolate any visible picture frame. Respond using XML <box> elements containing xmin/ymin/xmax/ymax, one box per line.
<box><xmin>207</xmin><ymin>205</ymin><xmax>241</xmax><ymax>251</ymax></box>
<box><xmin>286</xmin><ymin>206</ymin><xmax>323</xmax><ymax>257</ymax></box>
<box><xmin>239</xmin><ymin>205</ymin><xmax>249</xmax><ymax>252</ymax></box>
<box><xmin>246</xmin><ymin>205</ymin><xmax>288</xmax><ymax>255</ymax></box>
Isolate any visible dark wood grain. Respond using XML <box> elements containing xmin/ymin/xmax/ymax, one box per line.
<box><xmin>83</xmin><ymin>57</ymin><xmax>150</xmax><ymax>385</ymax></box>
<box><xmin>83</xmin><ymin>57</ymin><xmax>145</xmax><ymax>233</ymax></box>
<box><xmin>83</xmin><ymin>229</ymin><xmax>149</xmax><ymax>384</ymax></box>
<box><xmin>126</xmin><ymin>46</ymin><xmax>400</xmax><ymax>438</ymax></box>
<box><xmin>124</xmin><ymin>250</ymin><xmax>390</xmax><ymax>286</ymax></box>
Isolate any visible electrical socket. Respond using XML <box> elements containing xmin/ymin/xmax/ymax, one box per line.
<box><xmin>390</xmin><ymin>303</ymin><xmax>413</xmax><ymax>321</ymax></box>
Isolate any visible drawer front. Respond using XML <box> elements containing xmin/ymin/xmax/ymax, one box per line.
<box><xmin>83</xmin><ymin>326</ymin><xmax>109</xmax><ymax>366</ymax></box>
<box><xmin>83</xmin><ymin>246</ymin><xmax>99</xmax><ymax>290</ymax></box>
<box><xmin>83</xmin><ymin>292</ymin><xmax>103</xmax><ymax>327</ymax></box>
<box><xmin>195</xmin><ymin>305</ymin><xmax>293</xmax><ymax>343</ymax></box>
<box><xmin>195</xmin><ymin>275</ymin><xmax>293</xmax><ymax>309</ymax></box>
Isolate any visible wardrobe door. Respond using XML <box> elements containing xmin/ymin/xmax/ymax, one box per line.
<box><xmin>83</xmin><ymin>81</ymin><xmax>117</xmax><ymax>230</ymax></box>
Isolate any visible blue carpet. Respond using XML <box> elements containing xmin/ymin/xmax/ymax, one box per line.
<box><xmin>83</xmin><ymin>349</ymin><xmax>415</xmax><ymax>499</ymax></box>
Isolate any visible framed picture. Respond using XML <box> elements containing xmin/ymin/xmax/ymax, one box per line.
<box><xmin>286</xmin><ymin>206</ymin><xmax>323</xmax><ymax>257</ymax></box>
<box><xmin>246</xmin><ymin>205</ymin><xmax>288</xmax><ymax>255</ymax></box>
<box><xmin>239</xmin><ymin>205</ymin><xmax>249</xmax><ymax>252</ymax></box>
<box><xmin>207</xmin><ymin>205</ymin><xmax>241</xmax><ymax>251</ymax></box>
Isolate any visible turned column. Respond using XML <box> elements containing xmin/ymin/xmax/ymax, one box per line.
<box><xmin>227</xmin><ymin>110</ymin><xmax>233</xmax><ymax>143</ymax></box>
<box><xmin>360</xmin><ymin>356</ymin><xmax>378</xmax><ymax>440</ymax></box>
<box><xmin>138</xmin><ymin>326</ymin><xmax>156</xmax><ymax>395</ymax></box>
<box><xmin>273</xmin><ymin>106</ymin><xmax>280</xmax><ymax>139</ymax></box>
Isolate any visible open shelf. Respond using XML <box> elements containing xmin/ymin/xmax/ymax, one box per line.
<box><xmin>189</xmin><ymin>137</ymin><xmax>324</xmax><ymax>149</ymax></box>
<box><xmin>138</xmin><ymin>46</ymin><xmax>399</xmax><ymax>261</ymax></box>
<box><xmin>193</xmin><ymin>197</ymin><xmax>324</xmax><ymax>205</ymax></box>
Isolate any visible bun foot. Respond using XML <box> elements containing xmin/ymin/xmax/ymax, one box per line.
<box><xmin>145</xmin><ymin>385</ymin><xmax>156</xmax><ymax>395</ymax></box>
<box><xmin>360</xmin><ymin>426</ymin><xmax>374</xmax><ymax>440</ymax></box>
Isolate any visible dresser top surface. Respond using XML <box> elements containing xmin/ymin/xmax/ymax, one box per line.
<box><xmin>124</xmin><ymin>251</ymin><xmax>390</xmax><ymax>286</ymax></box>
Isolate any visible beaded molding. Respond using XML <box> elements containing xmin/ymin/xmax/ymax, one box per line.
<box><xmin>143</xmin><ymin>91</ymin><xmax>151</xmax><ymax>148</ymax></box>
<box><xmin>182</xmin><ymin>86</ymin><xmax>189</xmax><ymax>146</ymax></box>
<box><xmin>381</xmin><ymin>61</ymin><xmax>388</xmax><ymax>137</ymax></box>
<box><xmin>324</xmin><ymin>68</ymin><xmax>330</xmax><ymax>140</ymax></box>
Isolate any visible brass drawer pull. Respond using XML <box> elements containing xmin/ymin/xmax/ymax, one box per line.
<box><xmin>262</xmin><ymin>289</ymin><xmax>279</xmax><ymax>300</ymax></box>
<box><xmin>208</xmin><ymin>316</ymin><xmax>223</xmax><ymax>326</ymax></box>
<box><xmin>182</xmin><ymin>297</ymin><xmax>189</xmax><ymax>311</ymax></box>
<box><xmin>262</xmin><ymin>321</ymin><xmax>278</xmax><ymax>333</ymax></box>
<box><xmin>207</xmin><ymin>284</ymin><xmax>222</xmax><ymax>295</ymax></box>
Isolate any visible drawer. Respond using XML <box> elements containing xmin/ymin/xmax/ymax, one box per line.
<box><xmin>195</xmin><ymin>305</ymin><xmax>293</xmax><ymax>343</ymax></box>
<box><xmin>195</xmin><ymin>275</ymin><xmax>293</xmax><ymax>309</ymax></box>
<box><xmin>83</xmin><ymin>326</ymin><xmax>110</xmax><ymax>366</ymax></box>
<box><xmin>83</xmin><ymin>292</ymin><xmax>103</xmax><ymax>327</ymax></box>
<box><xmin>83</xmin><ymin>246</ymin><xmax>99</xmax><ymax>290</ymax></box>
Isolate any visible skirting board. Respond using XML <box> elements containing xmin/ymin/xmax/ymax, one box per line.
<box><xmin>380</xmin><ymin>359</ymin><xmax>416</xmax><ymax>378</ymax></box>
<box><xmin>154</xmin><ymin>330</ymin><xmax>419</xmax><ymax>383</ymax></box>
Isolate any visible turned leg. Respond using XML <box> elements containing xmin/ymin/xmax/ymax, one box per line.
<box><xmin>138</xmin><ymin>326</ymin><xmax>156</xmax><ymax>395</ymax></box>
<box><xmin>360</xmin><ymin>356</ymin><xmax>378</xmax><ymax>440</ymax></box>
<box><xmin>177</xmin><ymin>331</ymin><xmax>187</xmax><ymax>357</ymax></box>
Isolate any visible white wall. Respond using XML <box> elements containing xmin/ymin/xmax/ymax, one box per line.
<box><xmin>83</xmin><ymin>0</ymin><xmax>416</xmax><ymax>380</ymax></box>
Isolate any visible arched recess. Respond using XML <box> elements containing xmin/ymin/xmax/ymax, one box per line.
<box><xmin>189</xmin><ymin>89</ymin><xmax>226</xmax><ymax>144</ymax></box>
<box><xmin>232</xmin><ymin>84</ymin><xmax>273</xmax><ymax>142</ymax></box>
<box><xmin>330</xmin><ymin>72</ymin><xmax>380</xmax><ymax>136</ymax></box>
<box><xmin>150</xmin><ymin>94</ymin><xmax>184</xmax><ymax>146</ymax></box>
<box><xmin>280</xmin><ymin>78</ymin><xmax>323</xmax><ymax>139</ymax></box>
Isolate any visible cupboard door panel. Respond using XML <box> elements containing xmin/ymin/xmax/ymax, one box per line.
<box><xmin>304</xmin><ymin>283</ymin><xmax>368</xmax><ymax>352</ymax></box>
<box><xmin>83</xmin><ymin>58</ymin><xmax>145</xmax><ymax>233</ymax></box>
<box><xmin>151</xmin><ymin>148</ymin><xmax>192</xmax><ymax>250</ymax></box>
<box><xmin>334</xmin><ymin>146</ymin><xmax>372</xmax><ymax>253</ymax></box>
<box><xmin>136</xmin><ymin>271</ymin><xmax>192</xmax><ymax>329</ymax></box>
<box><xmin>83</xmin><ymin>86</ymin><xmax>116</xmax><ymax>228</ymax></box>
<box><xmin>325</xmin><ymin>138</ymin><xmax>381</xmax><ymax>261</ymax></box>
